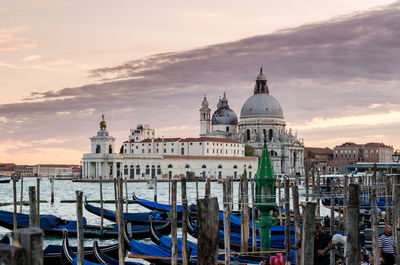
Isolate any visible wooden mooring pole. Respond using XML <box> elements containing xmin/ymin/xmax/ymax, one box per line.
<box><xmin>251</xmin><ymin>178</ymin><xmax>257</xmax><ymax>252</ymax></box>
<box><xmin>0</xmin><ymin>243</ymin><xmax>24</xmax><ymax>265</ymax></box>
<box><xmin>13</xmin><ymin>227</ymin><xmax>44</xmax><ymax>265</ymax></box>
<box><xmin>19</xmin><ymin>177</ymin><xmax>23</xmax><ymax>213</ymax></box>
<box><xmin>346</xmin><ymin>184</ymin><xmax>360</xmax><ymax>265</ymax></box>
<box><xmin>240</xmin><ymin>170</ymin><xmax>249</xmax><ymax>252</ymax></box>
<box><xmin>76</xmin><ymin>191</ymin><xmax>84</xmax><ymax>265</ymax></box>
<box><xmin>385</xmin><ymin>175</ymin><xmax>391</xmax><ymax>225</ymax></box>
<box><xmin>292</xmin><ymin>179</ymin><xmax>301</xmax><ymax>265</ymax></box>
<box><xmin>36</xmin><ymin>178</ymin><xmax>40</xmax><ymax>227</ymax></box>
<box><xmin>223</xmin><ymin>180</ymin><xmax>231</xmax><ymax>265</ymax></box>
<box><xmin>181</xmin><ymin>178</ymin><xmax>189</xmax><ymax>265</ymax></box>
<box><xmin>117</xmin><ymin>178</ymin><xmax>125</xmax><ymax>265</ymax></box>
<box><xmin>100</xmin><ymin>176</ymin><xmax>104</xmax><ymax>233</ymax></box>
<box><xmin>284</xmin><ymin>177</ymin><xmax>290</xmax><ymax>264</ymax></box>
<box><xmin>343</xmin><ymin>175</ymin><xmax>348</xmax><ymax>233</ymax></box>
<box><xmin>371</xmin><ymin>164</ymin><xmax>379</xmax><ymax>265</ymax></box>
<box><xmin>29</xmin><ymin>186</ymin><xmax>38</xmax><ymax>228</ymax></box>
<box><xmin>171</xmin><ymin>180</ymin><xmax>178</xmax><ymax>265</ymax></box>
<box><xmin>278</xmin><ymin>178</ymin><xmax>283</xmax><ymax>225</ymax></box>
<box><xmin>197</xmin><ymin>197</ymin><xmax>219</xmax><ymax>265</ymax></box>
<box><xmin>330</xmin><ymin>179</ymin><xmax>335</xmax><ymax>265</ymax></box>
<box><xmin>125</xmin><ymin>177</ymin><xmax>129</xmax><ymax>212</ymax></box>
<box><xmin>50</xmin><ymin>176</ymin><xmax>55</xmax><ymax>203</ymax></box>
<box><xmin>301</xmin><ymin>202</ymin><xmax>316</xmax><ymax>265</ymax></box>
<box><xmin>394</xmin><ymin>174</ymin><xmax>400</xmax><ymax>265</ymax></box>
<box><xmin>205</xmin><ymin>178</ymin><xmax>211</xmax><ymax>198</ymax></box>
<box><xmin>13</xmin><ymin>176</ymin><xmax>17</xmax><ymax>230</ymax></box>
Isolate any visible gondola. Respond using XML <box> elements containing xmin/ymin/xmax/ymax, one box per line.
<box><xmin>322</xmin><ymin>197</ymin><xmax>388</xmax><ymax>210</ymax></box>
<box><xmin>0</xmin><ymin>209</ymin><xmax>169</xmax><ymax>239</ymax></box>
<box><xmin>60</xmin><ymin>230</ymin><xmax>104</xmax><ymax>265</ymax></box>
<box><xmin>0</xmin><ymin>178</ymin><xmax>11</xmax><ymax>183</ymax></box>
<box><xmin>92</xmin><ymin>241</ymin><xmax>144</xmax><ymax>265</ymax></box>
<box><xmin>132</xmin><ymin>193</ymin><xmax>184</xmax><ymax>212</ymax></box>
<box><xmin>84</xmin><ymin>198</ymin><xmax>168</xmax><ymax>225</ymax></box>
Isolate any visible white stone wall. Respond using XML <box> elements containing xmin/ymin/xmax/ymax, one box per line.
<box><xmin>90</xmin><ymin>137</ymin><xmax>115</xmax><ymax>154</ymax></box>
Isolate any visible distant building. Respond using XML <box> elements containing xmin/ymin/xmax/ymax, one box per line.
<box><xmin>330</xmin><ymin>142</ymin><xmax>394</xmax><ymax>173</ymax></box>
<box><xmin>15</xmin><ymin>165</ymin><xmax>34</xmax><ymax>177</ymax></box>
<box><xmin>0</xmin><ymin>163</ymin><xmax>16</xmax><ymax>176</ymax></box>
<box><xmin>34</xmin><ymin>164</ymin><xmax>78</xmax><ymax>178</ymax></box>
<box><xmin>304</xmin><ymin>147</ymin><xmax>333</xmax><ymax>174</ymax></box>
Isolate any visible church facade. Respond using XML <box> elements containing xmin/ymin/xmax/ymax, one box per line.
<box><xmin>199</xmin><ymin>68</ymin><xmax>304</xmax><ymax>176</ymax></box>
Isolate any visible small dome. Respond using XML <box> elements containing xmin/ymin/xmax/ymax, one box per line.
<box><xmin>212</xmin><ymin>108</ymin><xmax>238</xmax><ymax>126</ymax></box>
<box><xmin>240</xmin><ymin>94</ymin><xmax>283</xmax><ymax>118</ymax></box>
<box><xmin>137</xmin><ymin>124</ymin><xmax>143</xmax><ymax>130</ymax></box>
<box><xmin>100</xmin><ymin>120</ymin><xmax>107</xmax><ymax>129</ymax></box>
<box><xmin>201</xmin><ymin>95</ymin><xmax>209</xmax><ymax>107</ymax></box>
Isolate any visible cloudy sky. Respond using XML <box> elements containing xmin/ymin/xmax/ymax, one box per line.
<box><xmin>1</xmin><ymin>0</ymin><xmax>399</xmax><ymax>164</ymax></box>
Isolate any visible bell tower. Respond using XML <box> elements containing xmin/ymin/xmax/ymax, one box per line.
<box><xmin>199</xmin><ymin>94</ymin><xmax>211</xmax><ymax>136</ymax></box>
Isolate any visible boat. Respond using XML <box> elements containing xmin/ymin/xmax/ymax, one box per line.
<box><xmin>92</xmin><ymin>241</ymin><xmax>144</xmax><ymax>265</ymax></box>
<box><xmin>0</xmin><ymin>209</ymin><xmax>166</xmax><ymax>239</ymax></box>
<box><xmin>132</xmin><ymin>193</ymin><xmax>183</xmax><ymax>212</ymax></box>
<box><xmin>0</xmin><ymin>178</ymin><xmax>11</xmax><ymax>183</ymax></box>
<box><xmin>0</xmin><ymin>235</ymin><xmax>10</xmax><ymax>244</ymax></box>
<box><xmin>146</xmin><ymin>180</ymin><xmax>154</xmax><ymax>189</ymax></box>
<box><xmin>60</xmin><ymin>230</ymin><xmax>104</xmax><ymax>265</ymax></box>
<box><xmin>84</xmin><ymin>199</ymin><xmax>169</xmax><ymax>225</ymax></box>
<box><xmin>322</xmin><ymin>196</ymin><xmax>388</xmax><ymax>210</ymax></box>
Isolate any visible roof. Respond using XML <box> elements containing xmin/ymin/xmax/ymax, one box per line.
<box><xmin>335</xmin><ymin>142</ymin><xmax>361</xmax><ymax>148</ymax></box>
<box><xmin>163</xmin><ymin>155</ymin><xmax>257</xmax><ymax>161</ymax></box>
<box><xmin>363</xmin><ymin>142</ymin><xmax>391</xmax><ymax>148</ymax></box>
<box><xmin>327</xmin><ymin>160</ymin><xmax>353</xmax><ymax>167</ymax></box>
<box><xmin>305</xmin><ymin>147</ymin><xmax>333</xmax><ymax>155</ymax></box>
<box><xmin>37</xmin><ymin>164</ymin><xmax>78</xmax><ymax>168</ymax></box>
<box><xmin>138</xmin><ymin>138</ymin><xmax>181</xmax><ymax>143</ymax></box>
<box><xmin>179</xmin><ymin>137</ymin><xmax>242</xmax><ymax>144</ymax></box>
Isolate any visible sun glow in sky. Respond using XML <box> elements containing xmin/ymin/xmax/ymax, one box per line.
<box><xmin>0</xmin><ymin>0</ymin><xmax>399</xmax><ymax>164</ymax></box>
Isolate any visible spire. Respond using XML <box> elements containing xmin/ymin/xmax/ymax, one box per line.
<box><xmin>201</xmin><ymin>93</ymin><xmax>209</xmax><ymax>107</ymax></box>
<box><xmin>217</xmin><ymin>97</ymin><xmax>222</xmax><ymax>109</ymax></box>
<box><xmin>221</xmin><ymin>92</ymin><xmax>229</xmax><ymax>108</ymax></box>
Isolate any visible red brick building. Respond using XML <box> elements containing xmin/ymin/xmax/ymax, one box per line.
<box><xmin>333</xmin><ymin>142</ymin><xmax>394</xmax><ymax>164</ymax></box>
<box><xmin>304</xmin><ymin>147</ymin><xmax>333</xmax><ymax>174</ymax></box>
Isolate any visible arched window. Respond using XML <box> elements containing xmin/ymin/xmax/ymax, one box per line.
<box><xmin>263</xmin><ymin>129</ymin><xmax>267</xmax><ymax>140</ymax></box>
<box><xmin>246</xmin><ymin>129</ymin><xmax>251</xmax><ymax>141</ymax></box>
<box><xmin>96</xmin><ymin>145</ymin><xmax>101</xmax><ymax>154</ymax></box>
<box><xmin>124</xmin><ymin>165</ymin><xmax>128</xmax><ymax>175</ymax></box>
<box><xmin>109</xmin><ymin>145</ymin><xmax>112</xmax><ymax>153</ymax></box>
<box><xmin>145</xmin><ymin>165</ymin><xmax>150</xmax><ymax>174</ymax></box>
<box><xmin>218</xmin><ymin>165</ymin><xmax>222</xmax><ymax>169</ymax></box>
<box><xmin>268</xmin><ymin>129</ymin><xmax>273</xmax><ymax>141</ymax></box>
<box><xmin>168</xmin><ymin>164</ymin><xmax>173</xmax><ymax>168</ymax></box>
<box><xmin>248</xmin><ymin>165</ymin><xmax>252</xmax><ymax>169</ymax></box>
<box><xmin>202</xmin><ymin>165</ymin><xmax>207</xmax><ymax>169</ymax></box>
<box><xmin>157</xmin><ymin>165</ymin><xmax>161</xmax><ymax>175</ymax></box>
<box><xmin>185</xmin><ymin>164</ymin><xmax>190</xmax><ymax>169</ymax></box>
<box><xmin>233</xmin><ymin>165</ymin><xmax>237</xmax><ymax>169</ymax></box>
<box><xmin>136</xmin><ymin>165</ymin><xmax>140</xmax><ymax>175</ymax></box>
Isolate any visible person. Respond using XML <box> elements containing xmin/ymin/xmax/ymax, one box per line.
<box><xmin>379</xmin><ymin>225</ymin><xmax>396</xmax><ymax>265</ymax></box>
<box><xmin>290</xmin><ymin>222</ymin><xmax>334</xmax><ymax>265</ymax></box>
<box><xmin>332</xmin><ymin>234</ymin><xmax>372</xmax><ymax>264</ymax></box>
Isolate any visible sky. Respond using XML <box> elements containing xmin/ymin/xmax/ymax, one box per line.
<box><xmin>1</xmin><ymin>0</ymin><xmax>399</xmax><ymax>165</ymax></box>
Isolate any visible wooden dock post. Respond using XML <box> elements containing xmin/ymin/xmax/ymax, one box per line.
<box><xmin>36</xmin><ymin>178</ymin><xmax>40</xmax><ymax>227</ymax></box>
<box><xmin>343</xmin><ymin>174</ymin><xmax>348</xmax><ymax>233</ymax></box>
<box><xmin>13</xmin><ymin>227</ymin><xmax>43</xmax><ymax>265</ymax></box>
<box><xmin>125</xmin><ymin>177</ymin><xmax>129</xmax><ymax>212</ymax></box>
<box><xmin>197</xmin><ymin>197</ymin><xmax>219</xmax><ymax>265</ymax></box>
<box><xmin>154</xmin><ymin>174</ymin><xmax>158</xmax><ymax>202</ymax></box>
<box><xmin>292</xmin><ymin>179</ymin><xmax>301</xmax><ymax>265</ymax></box>
<box><xmin>240</xmin><ymin>170</ymin><xmax>249</xmax><ymax>252</ymax></box>
<box><xmin>330</xmin><ymin>179</ymin><xmax>335</xmax><ymax>265</ymax></box>
<box><xmin>113</xmin><ymin>178</ymin><xmax>118</xmax><ymax>221</ymax></box>
<box><xmin>316</xmin><ymin>169</ymin><xmax>321</xmax><ymax>217</ymax></box>
<box><xmin>394</xmin><ymin>174</ymin><xmax>400</xmax><ymax>265</ymax></box>
<box><xmin>205</xmin><ymin>177</ymin><xmax>211</xmax><ymax>198</ymax></box>
<box><xmin>13</xmin><ymin>176</ymin><xmax>17</xmax><ymax>230</ymax></box>
<box><xmin>284</xmin><ymin>177</ymin><xmax>291</xmax><ymax>264</ymax></box>
<box><xmin>301</xmin><ymin>202</ymin><xmax>316</xmax><ymax>265</ymax></box>
<box><xmin>305</xmin><ymin>171</ymin><xmax>310</xmax><ymax>201</ymax></box>
<box><xmin>100</xmin><ymin>176</ymin><xmax>104</xmax><ymax>233</ymax></box>
<box><xmin>171</xmin><ymin>180</ymin><xmax>178</xmax><ymax>265</ymax></box>
<box><xmin>181</xmin><ymin>178</ymin><xmax>189</xmax><ymax>265</ymax></box>
<box><xmin>195</xmin><ymin>177</ymin><xmax>199</xmax><ymax>200</ymax></box>
<box><xmin>50</xmin><ymin>176</ymin><xmax>54</xmax><ymax>203</ymax></box>
<box><xmin>223</xmin><ymin>180</ymin><xmax>231</xmax><ymax>265</ymax></box>
<box><xmin>278</xmin><ymin>178</ymin><xmax>283</xmax><ymax>225</ymax></box>
<box><xmin>385</xmin><ymin>175</ymin><xmax>391</xmax><ymax>225</ymax></box>
<box><xmin>311</xmin><ymin>168</ymin><xmax>315</xmax><ymax>195</ymax></box>
<box><xmin>346</xmin><ymin>184</ymin><xmax>360</xmax><ymax>265</ymax></box>
<box><xmin>0</xmin><ymin>243</ymin><xmax>24</xmax><ymax>265</ymax></box>
<box><xmin>117</xmin><ymin>178</ymin><xmax>125</xmax><ymax>265</ymax></box>
<box><xmin>29</xmin><ymin>186</ymin><xmax>38</xmax><ymax>228</ymax></box>
<box><xmin>76</xmin><ymin>191</ymin><xmax>84</xmax><ymax>265</ymax></box>
<box><xmin>20</xmin><ymin>177</ymin><xmax>23</xmax><ymax>213</ymax></box>
<box><xmin>251</xmin><ymin>178</ymin><xmax>257</xmax><ymax>252</ymax></box>
<box><xmin>371</xmin><ymin>164</ymin><xmax>379</xmax><ymax>265</ymax></box>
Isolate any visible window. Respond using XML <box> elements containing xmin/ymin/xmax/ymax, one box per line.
<box><xmin>199</xmin><ymin>143</ymin><xmax>202</xmax><ymax>145</ymax></box>
<box><xmin>136</xmin><ymin>146</ymin><xmax>138</xmax><ymax>149</ymax></box>
<box><xmin>185</xmin><ymin>164</ymin><xmax>190</xmax><ymax>168</ymax></box>
<box><xmin>148</xmin><ymin>149</ymin><xmax>151</xmax><ymax>153</ymax></box>
<box><xmin>164</xmin><ymin>148</ymin><xmax>166</xmax><ymax>153</ymax></box>
<box><xmin>156</xmin><ymin>148</ymin><xmax>159</xmax><ymax>153</ymax></box>
<box><xmin>246</xmin><ymin>129</ymin><xmax>251</xmax><ymax>141</ymax></box>
<box><xmin>207</xmin><ymin>148</ymin><xmax>209</xmax><ymax>153</ymax></box>
<box><xmin>190</xmin><ymin>143</ymin><xmax>193</xmax><ymax>145</ymax></box>
<box><xmin>202</xmin><ymin>165</ymin><xmax>207</xmax><ymax>169</ymax></box>
<box><xmin>109</xmin><ymin>145</ymin><xmax>113</xmax><ymax>153</ymax></box>
<box><xmin>171</xmin><ymin>148</ymin><xmax>174</xmax><ymax>153</ymax></box>
<box><xmin>181</xmin><ymin>148</ymin><xmax>184</xmax><ymax>155</ymax></box>
<box><xmin>218</xmin><ymin>165</ymin><xmax>222</xmax><ymax>169</ymax></box>
<box><xmin>96</xmin><ymin>145</ymin><xmax>101</xmax><ymax>153</ymax></box>
<box><xmin>268</xmin><ymin>129</ymin><xmax>273</xmax><ymax>141</ymax></box>
<box><xmin>124</xmin><ymin>165</ymin><xmax>128</xmax><ymax>175</ymax></box>
<box><xmin>226</xmin><ymin>126</ymin><xmax>229</xmax><ymax>132</ymax></box>
<box><xmin>136</xmin><ymin>166</ymin><xmax>140</xmax><ymax>175</ymax></box>
<box><xmin>168</xmin><ymin>164</ymin><xmax>173</xmax><ymax>168</ymax></box>
<box><xmin>145</xmin><ymin>165</ymin><xmax>150</xmax><ymax>174</ymax></box>
<box><xmin>142</xmin><ymin>149</ymin><xmax>144</xmax><ymax>154</ymax></box>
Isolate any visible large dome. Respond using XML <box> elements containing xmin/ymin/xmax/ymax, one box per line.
<box><xmin>212</xmin><ymin>108</ymin><xmax>238</xmax><ymax>125</ymax></box>
<box><xmin>240</xmin><ymin>93</ymin><xmax>283</xmax><ymax>118</ymax></box>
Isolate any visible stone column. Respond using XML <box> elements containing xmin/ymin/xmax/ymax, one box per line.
<box><xmin>112</xmin><ymin>162</ymin><xmax>117</xmax><ymax>179</ymax></box>
<box><xmin>88</xmin><ymin>162</ymin><xmax>91</xmax><ymax>178</ymax></box>
<box><xmin>99</xmin><ymin>162</ymin><xmax>102</xmax><ymax>178</ymax></box>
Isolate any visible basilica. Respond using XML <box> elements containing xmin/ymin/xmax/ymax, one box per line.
<box><xmin>200</xmin><ymin>68</ymin><xmax>304</xmax><ymax>176</ymax></box>
<box><xmin>81</xmin><ymin>69</ymin><xmax>304</xmax><ymax>179</ymax></box>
